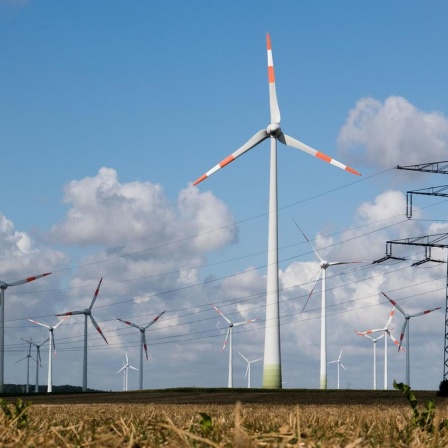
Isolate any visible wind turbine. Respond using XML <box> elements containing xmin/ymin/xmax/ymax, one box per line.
<box><xmin>0</xmin><ymin>272</ymin><xmax>51</xmax><ymax>392</ymax></box>
<box><xmin>355</xmin><ymin>306</ymin><xmax>402</xmax><ymax>390</ymax></box>
<box><xmin>213</xmin><ymin>305</ymin><xmax>257</xmax><ymax>388</ymax></box>
<box><xmin>327</xmin><ymin>349</ymin><xmax>347</xmax><ymax>390</ymax></box>
<box><xmin>116</xmin><ymin>309</ymin><xmax>166</xmax><ymax>390</ymax></box>
<box><xmin>22</xmin><ymin>337</ymin><xmax>49</xmax><ymax>393</ymax></box>
<box><xmin>238</xmin><ymin>351</ymin><xmax>262</xmax><ymax>388</ymax></box>
<box><xmin>15</xmin><ymin>339</ymin><xmax>33</xmax><ymax>393</ymax></box>
<box><xmin>355</xmin><ymin>332</ymin><xmax>384</xmax><ymax>390</ymax></box>
<box><xmin>192</xmin><ymin>34</ymin><xmax>360</xmax><ymax>389</ymax></box>
<box><xmin>56</xmin><ymin>277</ymin><xmax>108</xmax><ymax>392</ymax></box>
<box><xmin>294</xmin><ymin>221</ymin><xmax>365</xmax><ymax>390</ymax></box>
<box><xmin>117</xmin><ymin>353</ymin><xmax>138</xmax><ymax>391</ymax></box>
<box><xmin>28</xmin><ymin>316</ymin><xmax>69</xmax><ymax>393</ymax></box>
<box><xmin>382</xmin><ymin>291</ymin><xmax>441</xmax><ymax>386</ymax></box>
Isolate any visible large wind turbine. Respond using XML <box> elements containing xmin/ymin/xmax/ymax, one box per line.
<box><xmin>15</xmin><ymin>339</ymin><xmax>33</xmax><ymax>393</ymax></box>
<box><xmin>192</xmin><ymin>34</ymin><xmax>360</xmax><ymax>389</ymax></box>
<box><xmin>116</xmin><ymin>309</ymin><xmax>166</xmax><ymax>390</ymax></box>
<box><xmin>382</xmin><ymin>291</ymin><xmax>441</xmax><ymax>386</ymax></box>
<box><xmin>22</xmin><ymin>337</ymin><xmax>49</xmax><ymax>393</ymax></box>
<box><xmin>327</xmin><ymin>348</ymin><xmax>347</xmax><ymax>390</ymax></box>
<box><xmin>295</xmin><ymin>221</ymin><xmax>364</xmax><ymax>390</ymax></box>
<box><xmin>56</xmin><ymin>278</ymin><xmax>108</xmax><ymax>392</ymax></box>
<box><xmin>0</xmin><ymin>272</ymin><xmax>51</xmax><ymax>392</ymax></box>
<box><xmin>213</xmin><ymin>305</ymin><xmax>257</xmax><ymax>388</ymax></box>
<box><xmin>238</xmin><ymin>351</ymin><xmax>262</xmax><ymax>388</ymax></box>
<box><xmin>117</xmin><ymin>353</ymin><xmax>138</xmax><ymax>391</ymax></box>
<box><xmin>28</xmin><ymin>316</ymin><xmax>69</xmax><ymax>392</ymax></box>
<box><xmin>355</xmin><ymin>306</ymin><xmax>401</xmax><ymax>390</ymax></box>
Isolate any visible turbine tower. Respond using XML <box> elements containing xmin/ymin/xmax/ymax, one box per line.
<box><xmin>117</xmin><ymin>353</ymin><xmax>138</xmax><ymax>391</ymax></box>
<box><xmin>213</xmin><ymin>305</ymin><xmax>257</xmax><ymax>388</ymax></box>
<box><xmin>382</xmin><ymin>291</ymin><xmax>441</xmax><ymax>386</ymax></box>
<box><xmin>56</xmin><ymin>278</ymin><xmax>108</xmax><ymax>392</ymax></box>
<box><xmin>192</xmin><ymin>34</ymin><xmax>360</xmax><ymax>389</ymax></box>
<box><xmin>355</xmin><ymin>332</ymin><xmax>384</xmax><ymax>390</ymax></box>
<box><xmin>294</xmin><ymin>221</ymin><xmax>364</xmax><ymax>389</ymax></box>
<box><xmin>327</xmin><ymin>348</ymin><xmax>347</xmax><ymax>390</ymax></box>
<box><xmin>0</xmin><ymin>272</ymin><xmax>51</xmax><ymax>392</ymax></box>
<box><xmin>15</xmin><ymin>339</ymin><xmax>33</xmax><ymax>393</ymax></box>
<box><xmin>355</xmin><ymin>306</ymin><xmax>401</xmax><ymax>390</ymax></box>
<box><xmin>238</xmin><ymin>351</ymin><xmax>262</xmax><ymax>388</ymax></box>
<box><xmin>28</xmin><ymin>316</ymin><xmax>68</xmax><ymax>393</ymax></box>
<box><xmin>116</xmin><ymin>310</ymin><xmax>166</xmax><ymax>390</ymax></box>
<box><xmin>22</xmin><ymin>337</ymin><xmax>49</xmax><ymax>393</ymax></box>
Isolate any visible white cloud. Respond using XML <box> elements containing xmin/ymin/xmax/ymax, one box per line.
<box><xmin>338</xmin><ymin>96</ymin><xmax>448</xmax><ymax>169</ymax></box>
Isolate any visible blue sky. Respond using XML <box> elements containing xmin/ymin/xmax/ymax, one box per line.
<box><xmin>1</xmin><ymin>1</ymin><xmax>448</xmax><ymax>392</ymax></box>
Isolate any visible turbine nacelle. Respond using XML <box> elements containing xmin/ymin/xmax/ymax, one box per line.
<box><xmin>267</xmin><ymin>123</ymin><xmax>281</xmax><ymax>136</ymax></box>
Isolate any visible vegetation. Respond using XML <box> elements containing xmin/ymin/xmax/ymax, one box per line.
<box><xmin>0</xmin><ymin>389</ymin><xmax>448</xmax><ymax>446</ymax></box>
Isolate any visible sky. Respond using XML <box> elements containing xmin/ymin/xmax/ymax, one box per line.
<box><xmin>1</xmin><ymin>1</ymin><xmax>448</xmax><ymax>392</ymax></box>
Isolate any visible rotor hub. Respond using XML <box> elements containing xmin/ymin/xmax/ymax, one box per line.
<box><xmin>267</xmin><ymin>123</ymin><xmax>281</xmax><ymax>136</ymax></box>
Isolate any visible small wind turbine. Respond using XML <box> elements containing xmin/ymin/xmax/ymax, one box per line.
<box><xmin>15</xmin><ymin>339</ymin><xmax>33</xmax><ymax>393</ymax></box>
<box><xmin>355</xmin><ymin>332</ymin><xmax>384</xmax><ymax>390</ymax></box>
<box><xmin>355</xmin><ymin>306</ymin><xmax>402</xmax><ymax>390</ymax></box>
<box><xmin>238</xmin><ymin>351</ymin><xmax>262</xmax><ymax>388</ymax></box>
<box><xmin>116</xmin><ymin>310</ymin><xmax>166</xmax><ymax>390</ymax></box>
<box><xmin>382</xmin><ymin>291</ymin><xmax>441</xmax><ymax>386</ymax></box>
<box><xmin>213</xmin><ymin>305</ymin><xmax>257</xmax><ymax>388</ymax></box>
<box><xmin>295</xmin><ymin>221</ymin><xmax>365</xmax><ymax>390</ymax></box>
<box><xmin>0</xmin><ymin>272</ymin><xmax>51</xmax><ymax>392</ymax></box>
<box><xmin>327</xmin><ymin>349</ymin><xmax>347</xmax><ymax>390</ymax></box>
<box><xmin>192</xmin><ymin>34</ymin><xmax>360</xmax><ymax>389</ymax></box>
<box><xmin>117</xmin><ymin>353</ymin><xmax>138</xmax><ymax>391</ymax></box>
<box><xmin>28</xmin><ymin>316</ymin><xmax>69</xmax><ymax>393</ymax></box>
<box><xmin>22</xmin><ymin>337</ymin><xmax>49</xmax><ymax>393</ymax></box>
<box><xmin>56</xmin><ymin>278</ymin><xmax>108</xmax><ymax>392</ymax></box>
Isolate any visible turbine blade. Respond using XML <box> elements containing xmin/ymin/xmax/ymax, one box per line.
<box><xmin>55</xmin><ymin>310</ymin><xmax>84</xmax><ymax>316</ymax></box>
<box><xmin>89</xmin><ymin>277</ymin><xmax>103</xmax><ymax>310</ymax></box>
<box><xmin>129</xmin><ymin>366</ymin><xmax>138</xmax><ymax>371</ymax></box>
<box><xmin>385</xmin><ymin>306</ymin><xmax>395</xmax><ymax>328</ymax></box>
<box><xmin>266</xmin><ymin>33</ymin><xmax>280</xmax><ymax>124</ymax></box>
<box><xmin>238</xmin><ymin>351</ymin><xmax>249</xmax><ymax>363</ymax></box>
<box><xmin>245</xmin><ymin>364</ymin><xmax>249</xmax><ymax>379</ymax></box>
<box><xmin>144</xmin><ymin>310</ymin><xmax>166</xmax><ymax>330</ymax></box>
<box><xmin>409</xmin><ymin>306</ymin><xmax>442</xmax><ymax>318</ymax></box>
<box><xmin>398</xmin><ymin>320</ymin><xmax>408</xmax><ymax>351</ymax></box>
<box><xmin>386</xmin><ymin>331</ymin><xmax>402</xmax><ymax>350</ymax></box>
<box><xmin>233</xmin><ymin>318</ymin><xmax>257</xmax><ymax>327</ymax></box>
<box><xmin>355</xmin><ymin>328</ymin><xmax>385</xmax><ymax>335</ymax></box>
<box><xmin>252</xmin><ymin>358</ymin><xmax>263</xmax><ymax>363</ymax></box>
<box><xmin>116</xmin><ymin>318</ymin><xmax>140</xmax><ymax>330</ymax></box>
<box><xmin>381</xmin><ymin>292</ymin><xmax>406</xmax><ymax>317</ymax></box>
<box><xmin>292</xmin><ymin>219</ymin><xmax>323</xmax><ymax>263</ymax></box>
<box><xmin>117</xmin><ymin>366</ymin><xmax>125</xmax><ymax>373</ymax></box>
<box><xmin>14</xmin><ymin>356</ymin><xmax>27</xmax><ymax>364</ymax></box>
<box><xmin>278</xmin><ymin>132</ymin><xmax>361</xmax><ymax>176</ymax></box>
<box><xmin>143</xmin><ymin>332</ymin><xmax>148</xmax><ymax>360</ymax></box>
<box><xmin>192</xmin><ymin>130</ymin><xmax>269</xmax><ymax>186</ymax></box>
<box><xmin>300</xmin><ymin>269</ymin><xmax>322</xmax><ymax>315</ymax></box>
<box><xmin>6</xmin><ymin>272</ymin><xmax>51</xmax><ymax>287</ymax></box>
<box><xmin>89</xmin><ymin>314</ymin><xmax>108</xmax><ymax>344</ymax></box>
<box><xmin>28</xmin><ymin>319</ymin><xmax>50</xmax><ymax>329</ymax></box>
<box><xmin>338</xmin><ymin>348</ymin><xmax>343</xmax><ymax>360</ymax></box>
<box><xmin>53</xmin><ymin>315</ymin><xmax>69</xmax><ymax>329</ymax></box>
<box><xmin>212</xmin><ymin>305</ymin><xmax>232</xmax><ymax>325</ymax></box>
<box><xmin>221</xmin><ymin>327</ymin><xmax>230</xmax><ymax>352</ymax></box>
<box><xmin>341</xmin><ymin>363</ymin><xmax>347</xmax><ymax>371</ymax></box>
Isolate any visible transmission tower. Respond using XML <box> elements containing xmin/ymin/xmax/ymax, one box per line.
<box><xmin>374</xmin><ymin>161</ymin><xmax>448</xmax><ymax>380</ymax></box>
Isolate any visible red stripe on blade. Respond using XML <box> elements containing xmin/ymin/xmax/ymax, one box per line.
<box><xmin>193</xmin><ymin>174</ymin><xmax>207</xmax><ymax>186</ymax></box>
<box><xmin>220</xmin><ymin>155</ymin><xmax>235</xmax><ymax>168</ymax></box>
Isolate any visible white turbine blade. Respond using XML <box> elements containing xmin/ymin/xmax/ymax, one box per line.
<box><xmin>300</xmin><ymin>269</ymin><xmax>322</xmax><ymax>315</ymax></box>
<box><xmin>398</xmin><ymin>320</ymin><xmax>408</xmax><ymax>351</ymax></box>
<box><xmin>14</xmin><ymin>356</ymin><xmax>28</xmax><ymax>364</ymax></box>
<box><xmin>6</xmin><ymin>272</ymin><xmax>51</xmax><ymax>287</ymax></box>
<box><xmin>327</xmin><ymin>360</ymin><xmax>337</xmax><ymax>365</ymax></box>
<box><xmin>238</xmin><ymin>351</ymin><xmax>249</xmax><ymax>363</ymax></box>
<box><xmin>409</xmin><ymin>306</ymin><xmax>442</xmax><ymax>318</ymax></box>
<box><xmin>381</xmin><ymin>291</ymin><xmax>406</xmax><ymax>317</ymax></box>
<box><xmin>266</xmin><ymin>33</ymin><xmax>280</xmax><ymax>124</ymax></box>
<box><xmin>129</xmin><ymin>366</ymin><xmax>138</xmax><ymax>371</ymax></box>
<box><xmin>341</xmin><ymin>363</ymin><xmax>347</xmax><ymax>371</ymax></box>
<box><xmin>53</xmin><ymin>315</ymin><xmax>69</xmax><ymax>330</ymax></box>
<box><xmin>144</xmin><ymin>310</ymin><xmax>166</xmax><ymax>330</ymax></box>
<box><xmin>116</xmin><ymin>318</ymin><xmax>140</xmax><ymax>330</ymax></box>
<box><xmin>89</xmin><ymin>314</ymin><xmax>108</xmax><ymax>344</ymax></box>
<box><xmin>356</xmin><ymin>327</ymin><xmax>386</xmax><ymax>336</ymax></box>
<box><xmin>328</xmin><ymin>261</ymin><xmax>363</xmax><ymax>267</ymax></box>
<box><xmin>28</xmin><ymin>319</ymin><xmax>50</xmax><ymax>330</ymax></box>
<box><xmin>245</xmin><ymin>364</ymin><xmax>249</xmax><ymax>379</ymax></box>
<box><xmin>278</xmin><ymin>132</ymin><xmax>361</xmax><ymax>176</ymax></box>
<box><xmin>117</xmin><ymin>366</ymin><xmax>125</xmax><ymax>374</ymax></box>
<box><xmin>221</xmin><ymin>327</ymin><xmax>230</xmax><ymax>352</ymax></box>
<box><xmin>252</xmin><ymin>358</ymin><xmax>263</xmax><ymax>363</ymax></box>
<box><xmin>192</xmin><ymin>130</ymin><xmax>269</xmax><ymax>186</ymax></box>
<box><xmin>338</xmin><ymin>349</ymin><xmax>343</xmax><ymax>361</ymax></box>
<box><xmin>89</xmin><ymin>277</ymin><xmax>103</xmax><ymax>310</ymax></box>
<box><xmin>385</xmin><ymin>306</ymin><xmax>395</xmax><ymax>328</ymax></box>
<box><xmin>55</xmin><ymin>310</ymin><xmax>84</xmax><ymax>317</ymax></box>
<box><xmin>292</xmin><ymin>219</ymin><xmax>323</xmax><ymax>263</ymax></box>
<box><xmin>212</xmin><ymin>305</ymin><xmax>232</xmax><ymax>325</ymax></box>
<box><xmin>233</xmin><ymin>318</ymin><xmax>257</xmax><ymax>327</ymax></box>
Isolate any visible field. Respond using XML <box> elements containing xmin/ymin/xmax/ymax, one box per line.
<box><xmin>1</xmin><ymin>388</ymin><xmax>448</xmax><ymax>447</ymax></box>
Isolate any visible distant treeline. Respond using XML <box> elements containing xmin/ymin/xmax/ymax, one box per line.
<box><xmin>2</xmin><ymin>384</ymin><xmax>107</xmax><ymax>394</ymax></box>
